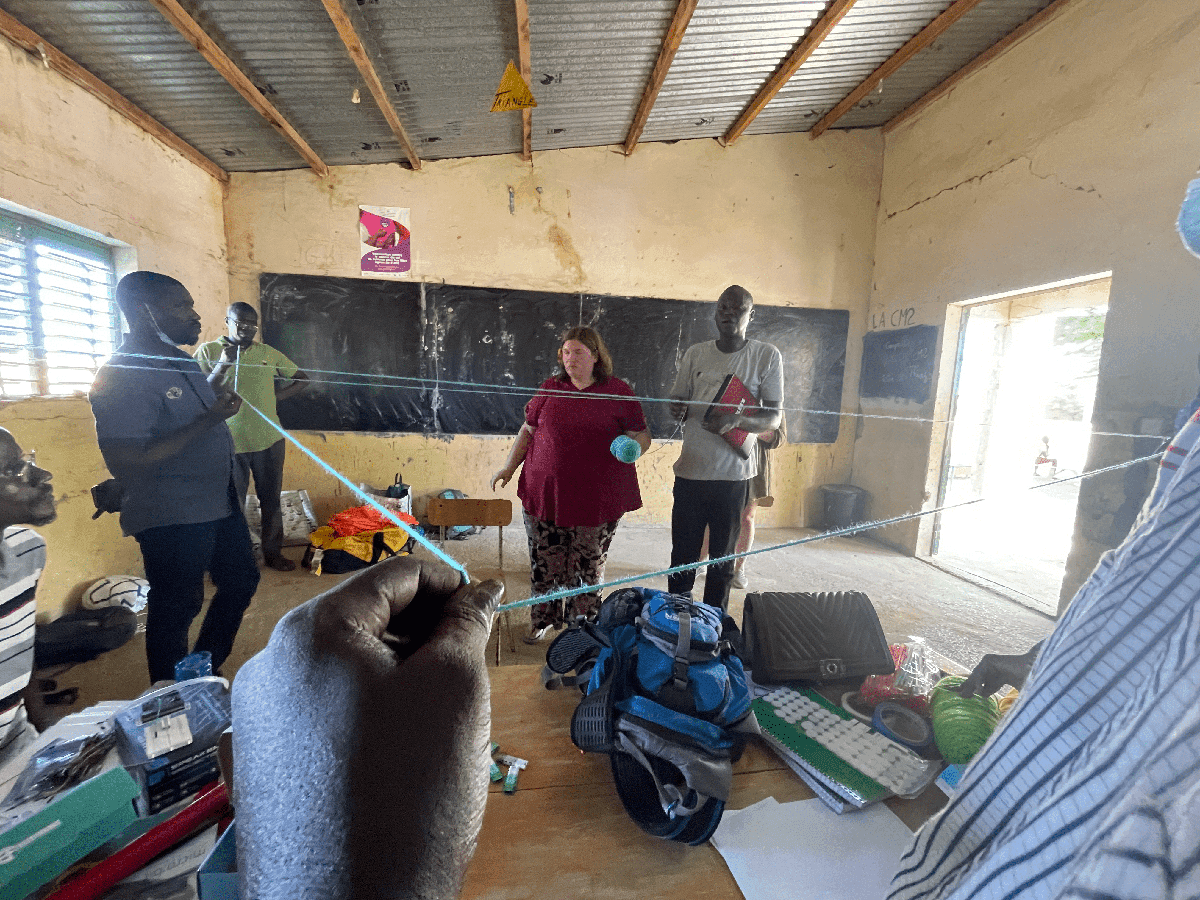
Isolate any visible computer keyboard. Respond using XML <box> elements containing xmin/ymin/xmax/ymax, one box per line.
<box><xmin>754</xmin><ymin>685</ymin><xmax>940</xmax><ymax>808</ymax></box>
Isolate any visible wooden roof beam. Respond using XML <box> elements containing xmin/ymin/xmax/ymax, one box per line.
<box><xmin>811</xmin><ymin>0</ymin><xmax>985</xmax><ymax>138</ymax></box>
<box><xmin>514</xmin><ymin>0</ymin><xmax>533</xmax><ymax>161</ymax></box>
<box><xmin>624</xmin><ymin>0</ymin><xmax>698</xmax><ymax>156</ymax></box>
<box><xmin>320</xmin><ymin>0</ymin><xmax>422</xmax><ymax>170</ymax></box>
<box><xmin>883</xmin><ymin>0</ymin><xmax>1078</xmax><ymax>134</ymax></box>
<box><xmin>146</xmin><ymin>0</ymin><xmax>329</xmax><ymax>177</ymax></box>
<box><xmin>723</xmin><ymin>0</ymin><xmax>860</xmax><ymax>146</ymax></box>
<box><xmin>0</xmin><ymin>9</ymin><xmax>229</xmax><ymax>184</ymax></box>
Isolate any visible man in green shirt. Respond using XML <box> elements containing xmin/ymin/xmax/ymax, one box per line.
<box><xmin>196</xmin><ymin>303</ymin><xmax>309</xmax><ymax>571</ymax></box>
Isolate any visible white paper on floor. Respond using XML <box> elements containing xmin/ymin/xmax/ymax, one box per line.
<box><xmin>710</xmin><ymin>796</ymin><xmax>914</xmax><ymax>900</ymax></box>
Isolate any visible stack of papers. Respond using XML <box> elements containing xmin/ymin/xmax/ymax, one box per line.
<box><xmin>711</xmin><ymin>797</ymin><xmax>914</xmax><ymax>900</ymax></box>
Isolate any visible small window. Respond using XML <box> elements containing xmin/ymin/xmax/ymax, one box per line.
<box><xmin>0</xmin><ymin>210</ymin><xmax>119</xmax><ymax>398</ymax></box>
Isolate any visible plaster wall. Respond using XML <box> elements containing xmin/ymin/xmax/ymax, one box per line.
<box><xmin>223</xmin><ymin>133</ymin><xmax>883</xmax><ymax>533</ymax></box>
<box><xmin>859</xmin><ymin>0</ymin><xmax>1200</xmax><ymax>610</ymax></box>
<box><xmin>0</xmin><ymin>34</ymin><xmax>229</xmax><ymax>619</ymax></box>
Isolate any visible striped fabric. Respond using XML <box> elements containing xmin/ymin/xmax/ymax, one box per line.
<box><xmin>891</xmin><ymin>421</ymin><xmax>1200</xmax><ymax>900</ymax></box>
<box><xmin>0</xmin><ymin>527</ymin><xmax>44</xmax><ymax>765</ymax></box>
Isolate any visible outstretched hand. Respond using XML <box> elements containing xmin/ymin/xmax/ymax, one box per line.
<box><xmin>957</xmin><ymin>645</ymin><xmax>1040</xmax><ymax>698</ymax></box>
<box><xmin>208</xmin><ymin>389</ymin><xmax>242</xmax><ymax>421</ymax></box>
<box><xmin>233</xmin><ymin>556</ymin><xmax>503</xmax><ymax>899</ymax></box>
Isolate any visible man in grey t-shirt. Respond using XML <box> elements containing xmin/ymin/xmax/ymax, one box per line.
<box><xmin>668</xmin><ymin>285</ymin><xmax>783</xmax><ymax>611</ymax></box>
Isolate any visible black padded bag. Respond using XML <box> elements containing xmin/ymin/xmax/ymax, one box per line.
<box><xmin>741</xmin><ymin>591</ymin><xmax>894</xmax><ymax>684</ymax></box>
<box><xmin>34</xmin><ymin>606</ymin><xmax>138</xmax><ymax>668</ymax></box>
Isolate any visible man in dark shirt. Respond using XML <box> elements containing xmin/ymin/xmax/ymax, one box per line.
<box><xmin>90</xmin><ymin>272</ymin><xmax>260</xmax><ymax>684</ymax></box>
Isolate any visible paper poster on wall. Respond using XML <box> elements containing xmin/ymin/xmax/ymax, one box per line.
<box><xmin>359</xmin><ymin>206</ymin><xmax>410</xmax><ymax>277</ymax></box>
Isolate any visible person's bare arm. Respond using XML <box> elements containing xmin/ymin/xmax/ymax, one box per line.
<box><xmin>491</xmin><ymin>423</ymin><xmax>534</xmax><ymax>489</ymax></box>
<box><xmin>275</xmin><ymin>369</ymin><xmax>309</xmax><ymax>401</ymax></box>
<box><xmin>703</xmin><ymin>398</ymin><xmax>782</xmax><ymax>436</ymax></box>
<box><xmin>203</xmin><ymin>341</ymin><xmax>239</xmax><ymax>388</ymax></box>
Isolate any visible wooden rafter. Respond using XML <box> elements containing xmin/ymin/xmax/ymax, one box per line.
<box><xmin>723</xmin><ymin>0</ymin><xmax>860</xmax><ymax>146</ymax></box>
<box><xmin>884</xmin><ymin>0</ymin><xmax>1078</xmax><ymax>134</ymax></box>
<box><xmin>514</xmin><ymin>0</ymin><xmax>533</xmax><ymax>161</ymax></box>
<box><xmin>0</xmin><ymin>9</ymin><xmax>229</xmax><ymax>184</ymax></box>
<box><xmin>811</xmin><ymin>0</ymin><xmax>985</xmax><ymax>138</ymax></box>
<box><xmin>624</xmin><ymin>0</ymin><xmax>698</xmax><ymax>156</ymax></box>
<box><xmin>146</xmin><ymin>0</ymin><xmax>329</xmax><ymax>177</ymax></box>
<box><xmin>320</xmin><ymin>0</ymin><xmax>422</xmax><ymax>170</ymax></box>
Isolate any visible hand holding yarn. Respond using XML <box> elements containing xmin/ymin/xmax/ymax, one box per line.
<box><xmin>610</xmin><ymin>434</ymin><xmax>642</xmax><ymax>464</ymax></box>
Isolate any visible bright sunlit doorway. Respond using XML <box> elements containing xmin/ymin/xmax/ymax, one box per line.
<box><xmin>928</xmin><ymin>276</ymin><xmax>1111</xmax><ymax>615</ymax></box>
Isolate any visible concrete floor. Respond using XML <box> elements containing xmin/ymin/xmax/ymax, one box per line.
<box><xmin>50</xmin><ymin>524</ymin><xmax>1057</xmax><ymax>714</ymax></box>
<box><xmin>935</xmin><ymin>471</ymin><xmax>1081</xmax><ymax>615</ymax></box>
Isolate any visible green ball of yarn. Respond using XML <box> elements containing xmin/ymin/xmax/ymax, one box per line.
<box><xmin>929</xmin><ymin>675</ymin><xmax>1001</xmax><ymax>765</ymax></box>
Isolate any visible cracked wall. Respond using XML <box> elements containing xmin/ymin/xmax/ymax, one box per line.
<box><xmin>859</xmin><ymin>0</ymin><xmax>1200</xmax><ymax>613</ymax></box>
<box><xmin>223</xmin><ymin>134</ymin><xmax>883</xmax><ymax>540</ymax></box>
<box><xmin>0</xmin><ymin>33</ymin><xmax>229</xmax><ymax>620</ymax></box>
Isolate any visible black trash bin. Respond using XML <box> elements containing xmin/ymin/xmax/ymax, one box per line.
<box><xmin>820</xmin><ymin>484</ymin><xmax>868</xmax><ymax>530</ymax></box>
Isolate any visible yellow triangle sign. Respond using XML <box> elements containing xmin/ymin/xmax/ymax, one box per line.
<box><xmin>491</xmin><ymin>59</ymin><xmax>537</xmax><ymax>112</ymax></box>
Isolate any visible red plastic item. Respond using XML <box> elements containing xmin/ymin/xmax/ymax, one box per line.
<box><xmin>859</xmin><ymin>644</ymin><xmax>931</xmax><ymax>717</ymax></box>
<box><xmin>44</xmin><ymin>780</ymin><xmax>231</xmax><ymax>900</ymax></box>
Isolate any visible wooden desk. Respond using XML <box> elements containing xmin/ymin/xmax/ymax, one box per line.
<box><xmin>464</xmin><ymin>665</ymin><xmax>946</xmax><ymax>900</ymax></box>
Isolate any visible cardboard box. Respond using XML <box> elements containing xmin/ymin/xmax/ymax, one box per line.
<box><xmin>0</xmin><ymin>766</ymin><xmax>138</xmax><ymax>900</ymax></box>
<box><xmin>197</xmin><ymin>821</ymin><xmax>238</xmax><ymax>900</ymax></box>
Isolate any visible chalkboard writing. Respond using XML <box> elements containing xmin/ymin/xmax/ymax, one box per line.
<box><xmin>261</xmin><ymin>274</ymin><xmax>850</xmax><ymax>443</ymax></box>
<box><xmin>860</xmin><ymin>325</ymin><xmax>939</xmax><ymax>403</ymax></box>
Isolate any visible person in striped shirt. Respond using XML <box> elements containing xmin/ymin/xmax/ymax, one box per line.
<box><xmin>0</xmin><ymin>427</ymin><xmax>56</xmax><ymax>769</ymax></box>
<box><xmin>890</xmin><ymin>180</ymin><xmax>1200</xmax><ymax>900</ymax></box>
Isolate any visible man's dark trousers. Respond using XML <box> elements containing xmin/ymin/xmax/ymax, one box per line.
<box><xmin>236</xmin><ymin>438</ymin><xmax>286</xmax><ymax>560</ymax></box>
<box><xmin>136</xmin><ymin>510</ymin><xmax>260</xmax><ymax>682</ymax></box>
<box><xmin>668</xmin><ymin>477</ymin><xmax>750</xmax><ymax>612</ymax></box>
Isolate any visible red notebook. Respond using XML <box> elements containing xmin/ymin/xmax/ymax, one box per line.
<box><xmin>704</xmin><ymin>374</ymin><xmax>760</xmax><ymax>458</ymax></box>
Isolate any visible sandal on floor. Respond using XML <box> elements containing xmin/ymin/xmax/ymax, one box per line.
<box><xmin>523</xmin><ymin>625</ymin><xmax>551</xmax><ymax>645</ymax></box>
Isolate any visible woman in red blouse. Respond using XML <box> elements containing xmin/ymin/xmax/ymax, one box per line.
<box><xmin>491</xmin><ymin>327</ymin><xmax>650</xmax><ymax>642</ymax></box>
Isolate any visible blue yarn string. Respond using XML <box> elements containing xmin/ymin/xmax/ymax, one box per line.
<box><xmin>492</xmin><ymin>450</ymin><xmax>1164</xmax><ymax>612</ymax></box>
<box><xmin>240</xmin><ymin>399</ymin><xmax>471</xmax><ymax>582</ymax></box>
<box><xmin>225</xmin><ymin>390</ymin><xmax>1158</xmax><ymax>609</ymax></box>
<box><xmin>99</xmin><ymin>352</ymin><xmax>1162</xmax><ymax>440</ymax></box>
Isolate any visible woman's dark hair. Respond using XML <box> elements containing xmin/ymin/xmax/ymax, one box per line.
<box><xmin>555</xmin><ymin>326</ymin><xmax>613</xmax><ymax>383</ymax></box>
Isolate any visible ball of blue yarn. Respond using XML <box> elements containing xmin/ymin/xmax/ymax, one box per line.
<box><xmin>1179</xmin><ymin>178</ymin><xmax>1200</xmax><ymax>257</ymax></box>
<box><xmin>610</xmin><ymin>435</ymin><xmax>642</xmax><ymax>463</ymax></box>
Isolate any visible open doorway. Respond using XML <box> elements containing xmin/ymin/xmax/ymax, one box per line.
<box><xmin>929</xmin><ymin>277</ymin><xmax>1111</xmax><ymax>615</ymax></box>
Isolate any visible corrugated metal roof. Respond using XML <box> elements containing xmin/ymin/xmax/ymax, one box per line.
<box><xmin>0</xmin><ymin>0</ymin><xmax>1066</xmax><ymax>171</ymax></box>
<box><xmin>746</xmin><ymin>0</ymin><xmax>954</xmax><ymax>136</ymax></box>
<box><xmin>0</xmin><ymin>0</ymin><xmax>299</xmax><ymax>171</ymax></box>
<box><xmin>359</xmin><ymin>0</ymin><xmax>523</xmax><ymax>162</ymax></box>
<box><xmin>188</xmin><ymin>0</ymin><xmax>405</xmax><ymax>167</ymax></box>
<box><xmin>834</xmin><ymin>0</ymin><xmax>1055</xmax><ymax>129</ymax></box>
<box><xmin>640</xmin><ymin>0</ymin><xmax>831</xmax><ymax>143</ymax></box>
<box><xmin>528</xmin><ymin>0</ymin><xmax>676</xmax><ymax>152</ymax></box>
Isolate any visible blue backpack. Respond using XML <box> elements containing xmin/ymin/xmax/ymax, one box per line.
<box><xmin>544</xmin><ymin>587</ymin><xmax>759</xmax><ymax>844</ymax></box>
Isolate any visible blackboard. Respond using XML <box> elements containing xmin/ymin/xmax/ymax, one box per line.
<box><xmin>261</xmin><ymin>274</ymin><xmax>849</xmax><ymax>443</ymax></box>
<box><xmin>860</xmin><ymin>325</ymin><xmax>939</xmax><ymax>404</ymax></box>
